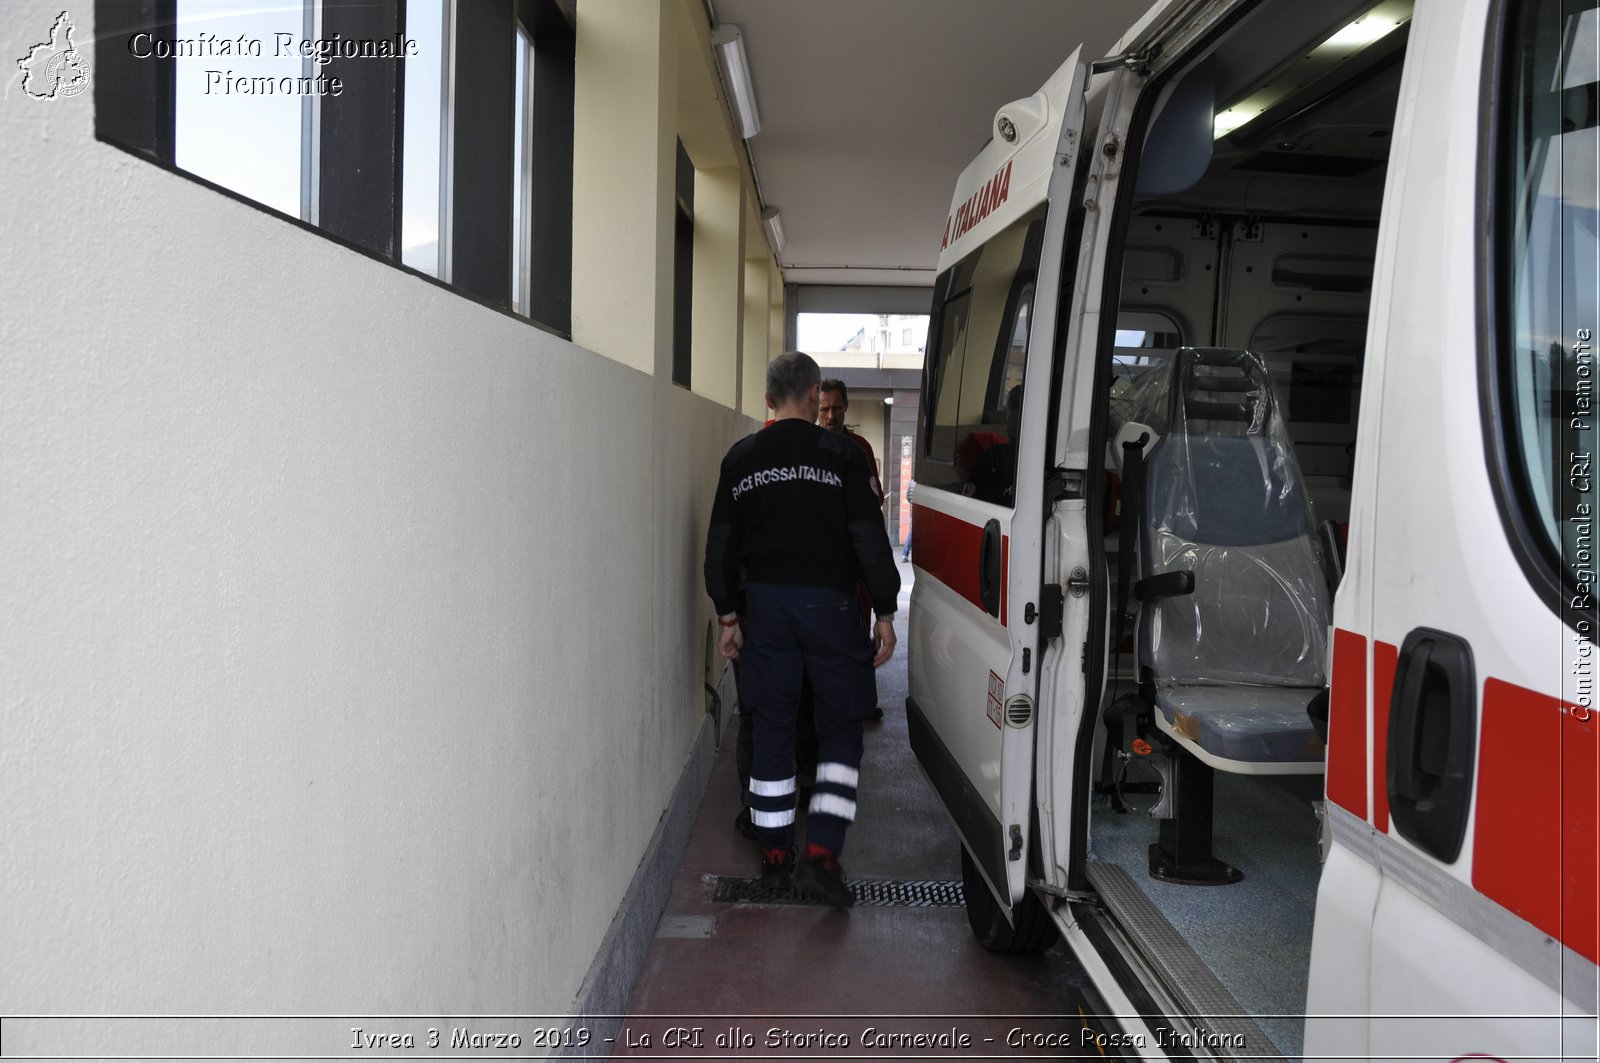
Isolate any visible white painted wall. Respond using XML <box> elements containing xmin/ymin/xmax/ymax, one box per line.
<box><xmin>0</xmin><ymin>2</ymin><xmax>751</xmax><ymax>1019</ymax></box>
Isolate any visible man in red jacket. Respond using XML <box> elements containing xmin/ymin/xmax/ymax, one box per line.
<box><xmin>818</xmin><ymin>380</ymin><xmax>883</xmax><ymax>505</ymax></box>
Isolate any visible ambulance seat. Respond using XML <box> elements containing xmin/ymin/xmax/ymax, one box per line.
<box><xmin>1128</xmin><ymin>348</ymin><xmax>1330</xmax><ymax>883</ymax></box>
<box><xmin>1141</xmin><ymin>432</ymin><xmax>1331</xmax><ymax>768</ymax></box>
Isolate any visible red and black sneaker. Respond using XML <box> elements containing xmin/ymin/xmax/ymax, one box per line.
<box><xmin>759</xmin><ymin>846</ymin><xmax>794</xmax><ymax>889</ymax></box>
<box><xmin>793</xmin><ymin>844</ymin><xmax>854</xmax><ymax>908</ymax></box>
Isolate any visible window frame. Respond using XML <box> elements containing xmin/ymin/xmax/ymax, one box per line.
<box><xmin>1480</xmin><ymin>0</ymin><xmax>1600</xmax><ymax>640</ymax></box>
<box><xmin>916</xmin><ymin>206</ymin><xmax>1048</xmax><ymax>504</ymax></box>
<box><xmin>91</xmin><ymin>0</ymin><xmax>575</xmax><ymax>338</ymax></box>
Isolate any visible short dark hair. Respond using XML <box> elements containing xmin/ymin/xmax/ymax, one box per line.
<box><xmin>767</xmin><ymin>352</ymin><xmax>821</xmax><ymax>405</ymax></box>
<box><xmin>819</xmin><ymin>378</ymin><xmax>849</xmax><ymax>405</ymax></box>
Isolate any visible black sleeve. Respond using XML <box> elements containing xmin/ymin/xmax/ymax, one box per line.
<box><xmin>704</xmin><ymin>458</ymin><xmax>741</xmax><ymax>616</ymax></box>
<box><xmin>842</xmin><ymin>445</ymin><xmax>901</xmax><ymax>615</ymax></box>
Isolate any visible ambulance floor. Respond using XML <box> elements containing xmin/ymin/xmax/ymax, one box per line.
<box><xmin>616</xmin><ymin>557</ymin><xmax>1099</xmax><ymax>1058</ymax></box>
<box><xmin>1086</xmin><ymin>766</ymin><xmax>1325</xmax><ymax>1060</ymax></box>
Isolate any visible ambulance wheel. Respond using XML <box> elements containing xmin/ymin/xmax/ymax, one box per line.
<box><xmin>959</xmin><ymin>844</ymin><xmax>1059</xmax><ymax>954</ymax></box>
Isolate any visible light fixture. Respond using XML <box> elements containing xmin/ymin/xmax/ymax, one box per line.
<box><xmin>1319</xmin><ymin>11</ymin><xmax>1407</xmax><ymax>51</ymax></box>
<box><xmin>711</xmin><ymin>24</ymin><xmax>761</xmax><ymax>139</ymax></box>
<box><xmin>761</xmin><ymin>206</ymin><xmax>785</xmax><ymax>255</ymax></box>
<box><xmin>1212</xmin><ymin>0</ymin><xmax>1412</xmax><ymax>139</ymax></box>
<box><xmin>883</xmin><ymin>396</ymin><xmax>895</xmax><ymax>406</ymax></box>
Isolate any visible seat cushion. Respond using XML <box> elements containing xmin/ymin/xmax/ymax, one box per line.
<box><xmin>1153</xmin><ymin>681</ymin><xmax>1327</xmax><ymax>765</ymax></box>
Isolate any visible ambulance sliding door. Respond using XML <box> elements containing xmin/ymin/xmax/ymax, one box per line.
<box><xmin>1306</xmin><ymin>0</ymin><xmax>1598</xmax><ymax>1055</ymax></box>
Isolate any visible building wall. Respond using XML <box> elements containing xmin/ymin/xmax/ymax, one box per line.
<box><xmin>1</xmin><ymin>0</ymin><xmax>767</xmax><ymax>1021</ymax></box>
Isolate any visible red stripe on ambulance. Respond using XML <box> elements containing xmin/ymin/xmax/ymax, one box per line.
<box><xmin>1371</xmin><ymin>640</ymin><xmax>1398</xmax><ymax>832</ymax></box>
<box><xmin>910</xmin><ymin>503</ymin><xmax>1008</xmax><ymax>625</ymax></box>
<box><xmin>1327</xmin><ymin>628</ymin><xmax>1368</xmax><ymax>818</ymax></box>
<box><xmin>1473</xmin><ymin>678</ymin><xmax>1599</xmax><ymax>965</ymax></box>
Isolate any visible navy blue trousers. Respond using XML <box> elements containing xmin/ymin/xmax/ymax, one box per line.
<box><xmin>740</xmin><ymin>582</ymin><xmax>875</xmax><ymax>855</ymax></box>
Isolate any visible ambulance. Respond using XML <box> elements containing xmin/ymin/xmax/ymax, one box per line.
<box><xmin>904</xmin><ymin>0</ymin><xmax>1599</xmax><ymax>1057</ymax></box>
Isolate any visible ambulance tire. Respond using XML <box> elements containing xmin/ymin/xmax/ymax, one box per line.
<box><xmin>959</xmin><ymin>844</ymin><xmax>1059</xmax><ymax>954</ymax></box>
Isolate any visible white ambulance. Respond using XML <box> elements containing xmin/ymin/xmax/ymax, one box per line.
<box><xmin>905</xmin><ymin>0</ymin><xmax>1598</xmax><ymax>1058</ymax></box>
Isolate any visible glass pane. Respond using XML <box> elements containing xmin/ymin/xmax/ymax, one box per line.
<box><xmin>798</xmin><ymin>313</ymin><xmax>929</xmax><ymax>356</ymax></box>
<box><xmin>174</xmin><ymin>0</ymin><xmax>306</xmax><ymax>218</ymax></box>
<box><xmin>401</xmin><ymin>0</ymin><xmax>446</xmax><ymax>275</ymax></box>
<box><xmin>915</xmin><ymin>204</ymin><xmax>1046</xmax><ymax>504</ymax></box>
<box><xmin>511</xmin><ymin>29</ymin><xmax>530</xmax><ymax>314</ymax></box>
<box><xmin>1503</xmin><ymin>0</ymin><xmax>1600</xmax><ymax>557</ymax></box>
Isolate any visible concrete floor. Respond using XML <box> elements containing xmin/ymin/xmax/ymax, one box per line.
<box><xmin>611</xmin><ymin>559</ymin><xmax>1096</xmax><ymax>1060</ymax></box>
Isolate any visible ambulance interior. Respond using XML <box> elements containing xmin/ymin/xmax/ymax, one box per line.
<box><xmin>1081</xmin><ymin>2</ymin><xmax>1409</xmax><ymax>1054</ymax></box>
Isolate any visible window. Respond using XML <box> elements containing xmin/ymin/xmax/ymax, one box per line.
<box><xmin>1495</xmin><ymin>0</ymin><xmax>1600</xmax><ymax>621</ymax></box>
<box><xmin>1112</xmin><ymin>310</ymin><xmax>1184</xmax><ymax>369</ymax></box>
<box><xmin>93</xmin><ymin>0</ymin><xmax>575</xmax><ymax>334</ymax></box>
<box><xmin>511</xmin><ymin>27</ymin><xmax>534</xmax><ymax>314</ymax></box>
<box><xmin>916</xmin><ymin>204</ymin><xmax>1046</xmax><ymax>505</ymax></box>
<box><xmin>797</xmin><ymin>313</ymin><xmax>931</xmax><ymax>355</ymax></box>
<box><xmin>174</xmin><ymin>0</ymin><xmax>310</xmax><ymax>219</ymax></box>
<box><xmin>672</xmin><ymin>139</ymin><xmax>695</xmax><ymax>389</ymax></box>
<box><xmin>401</xmin><ymin>0</ymin><xmax>449</xmax><ymax>276</ymax></box>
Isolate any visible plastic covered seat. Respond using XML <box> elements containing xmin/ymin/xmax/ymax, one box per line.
<box><xmin>1136</xmin><ymin>348</ymin><xmax>1329</xmax><ymax>772</ymax></box>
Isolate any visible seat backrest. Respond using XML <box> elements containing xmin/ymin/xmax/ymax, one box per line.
<box><xmin>1137</xmin><ymin>349</ymin><xmax>1330</xmax><ymax>688</ymax></box>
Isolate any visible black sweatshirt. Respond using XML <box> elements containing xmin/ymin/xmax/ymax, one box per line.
<box><xmin>704</xmin><ymin>419</ymin><xmax>901</xmax><ymax>617</ymax></box>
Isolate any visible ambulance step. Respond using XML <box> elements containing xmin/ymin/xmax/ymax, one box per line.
<box><xmin>712</xmin><ymin>876</ymin><xmax>964</xmax><ymax>908</ymax></box>
<box><xmin>1085</xmin><ymin>861</ymin><xmax>1278</xmax><ymax>1060</ymax></box>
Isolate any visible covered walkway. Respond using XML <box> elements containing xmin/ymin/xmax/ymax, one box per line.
<box><xmin>612</xmin><ymin>559</ymin><xmax>1093</xmax><ymax>1057</ymax></box>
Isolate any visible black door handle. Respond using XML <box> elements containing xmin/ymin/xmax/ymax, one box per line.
<box><xmin>978</xmin><ymin>519</ymin><xmax>1002</xmax><ymax>618</ymax></box>
<box><xmin>1386</xmin><ymin>627</ymin><xmax>1476</xmax><ymax>863</ymax></box>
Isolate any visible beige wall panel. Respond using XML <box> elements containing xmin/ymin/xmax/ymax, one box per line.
<box><xmin>689</xmin><ymin>168</ymin><xmax>743</xmax><ymax>408</ymax></box>
<box><xmin>572</xmin><ymin>0</ymin><xmax>675</xmax><ymax>374</ymax></box>
<box><xmin>1</xmin><ymin>0</ymin><xmax>755</xmax><ymax>1025</ymax></box>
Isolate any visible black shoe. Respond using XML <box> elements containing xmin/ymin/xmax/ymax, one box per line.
<box><xmin>734</xmin><ymin>806</ymin><xmax>757</xmax><ymax>841</ymax></box>
<box><xmin>868</xmin><ymin>706</ymin><xmax>885</xmax><ymax>722</ymax></box>
<box><xmin>793</xmin><ymin>853</ymin><xmax>854</xmax><ymax>908</ymax></box>
<box><xmin>760</xmin><ymin>847</ymin><xmax>795</xmax><ymax>889</ymax></box>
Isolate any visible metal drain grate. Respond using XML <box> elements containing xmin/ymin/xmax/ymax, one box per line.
<box><xmin>712</xmin><ymin>876</ymin><xmax>965</xmax><ymax>908</ymax></box>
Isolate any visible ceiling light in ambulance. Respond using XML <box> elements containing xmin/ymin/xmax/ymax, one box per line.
<box><xmin>1212</xmin><ymin>0</ymin><xmax>1412</xmax><ymax>140</ymax></box>
<box><xmin>1317</xmin><ymin>6</ymin><xmax>1410</xmax><ymax>54</ymax></box>
<box><xmin>1213</xmin><ymin>108</ymin><xmax>1261</xmax><ymax>138</ymax></box>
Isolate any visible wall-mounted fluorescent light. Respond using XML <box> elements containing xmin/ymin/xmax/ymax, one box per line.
<box><xmin>761</xmin><ymin>206</ymin><xmax>785</xmax><ymax>255</ymax></box>
<box><xmin>711</xmin><ymin>24</ymin><xmax>761</xmax><ymax>139</ymax></box>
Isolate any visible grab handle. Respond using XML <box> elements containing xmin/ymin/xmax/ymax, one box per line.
<box><xmin>978</xmin><ymin>519</ymin><xmax>1002</xmax><ymax>619</ymax></box>
<box><xmin>1386</xmin><ymin>627</ymin><xmax>1476</xmax><ymax>863</ymax></box>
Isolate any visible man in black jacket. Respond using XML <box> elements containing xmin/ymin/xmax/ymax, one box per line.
<box><xmin>705</xmin><ymin>352</ymin><xmax>900</xmax><ymax>907</ymax></box>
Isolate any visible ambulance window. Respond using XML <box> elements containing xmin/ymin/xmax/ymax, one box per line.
<box><xmin>1112</xmin><ymin>310</ymin><xmax>1183</xmax><ymax>370</ymax></box>
<box><xmin>917</xmin><ymin>204</ymin><xmax>1047</xmax><ymax>505</ymax></box>
<box><xmin>993</xmin><ymin>283</ymin><xmax>1034</xmax><ymax>407</ymax></box>
<box><xmin>1495</xmin><ymin>0</ymin><xmax>1600</xmax><ymax>606</ymax></box>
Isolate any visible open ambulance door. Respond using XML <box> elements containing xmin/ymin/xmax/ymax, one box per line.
<box><xmin>906</xmin><ymin>48</ymin><xmax>1089</xmax><ymax>942</ymax></box>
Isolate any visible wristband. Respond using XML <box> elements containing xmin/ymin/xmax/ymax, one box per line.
<box><xmin>718</xmin><ymin>614</ymin><xmax>740</xmax><ymax>628</ymax></box>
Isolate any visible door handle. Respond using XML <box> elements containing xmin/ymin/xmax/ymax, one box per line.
<box><xmin>1386</xmin><ymin>627</ymin><xmax>1476</xmax><ymax>863</ymax></box>
<box><xmin>978</xmin><ymin>519</ymin><xmax>1002</xmax><ymax>618</ymax></box>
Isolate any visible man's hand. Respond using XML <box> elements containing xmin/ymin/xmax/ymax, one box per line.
<box><xmin>872</xmin><ymin>617</ymin><xmax>897</xmax><ymax>667</ymax></box>
<box><xmin>718</xmin><ymin>619</ymin><xmax>743</xmax><ymax>660</ymax></box>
